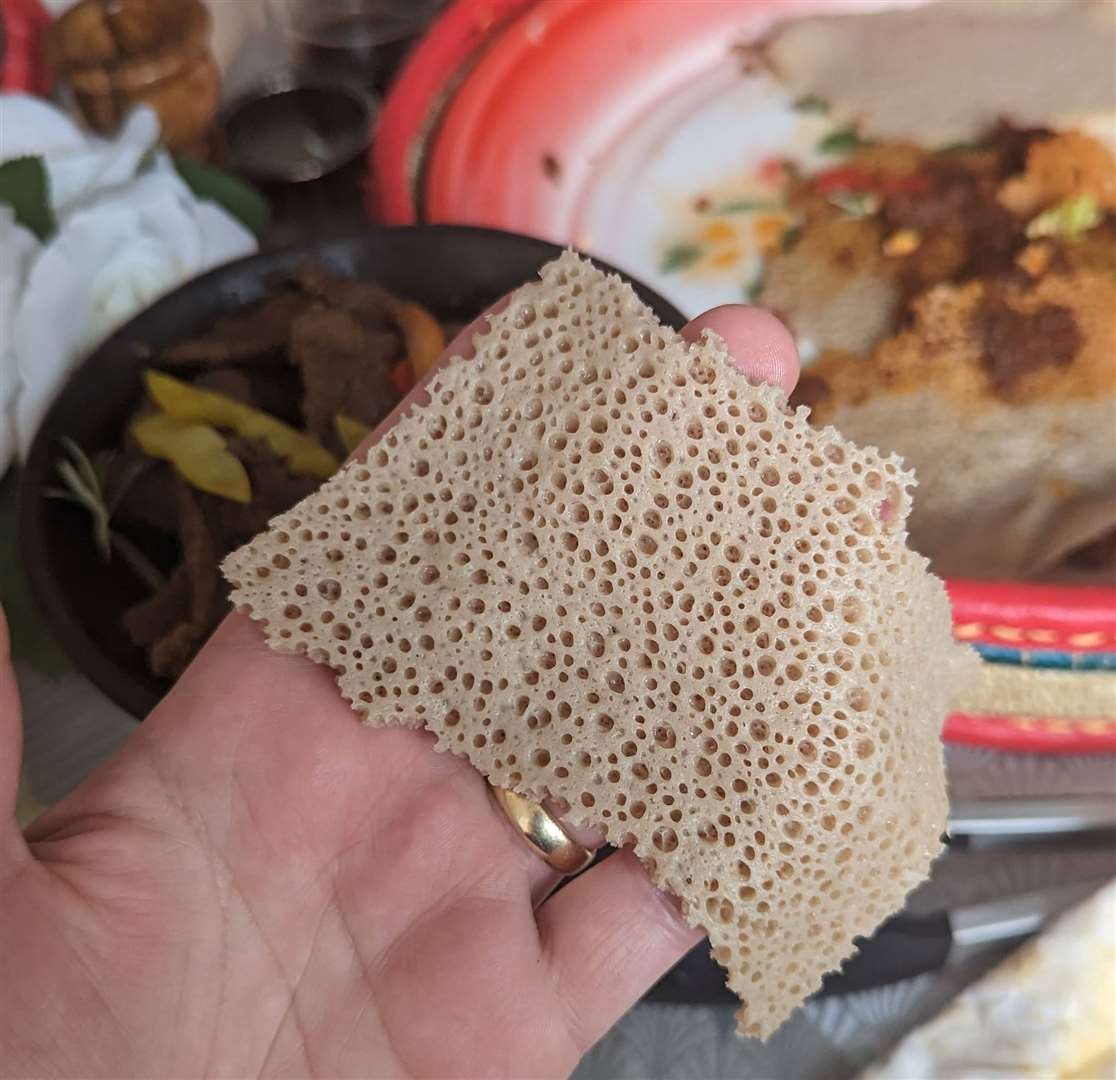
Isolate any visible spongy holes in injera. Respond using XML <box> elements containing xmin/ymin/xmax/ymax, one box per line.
<box><xmin>224</xmin><ymin>252</ymin><xmax>967</xmax><ymax>1037</ymax></box>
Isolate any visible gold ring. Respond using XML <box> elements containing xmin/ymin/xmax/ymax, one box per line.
<box><xmin>491</xmin><ymin>788</ymin><xmax>595</xmax><ymax>875</ymax></box>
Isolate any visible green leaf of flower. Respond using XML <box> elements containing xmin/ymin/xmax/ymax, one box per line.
<box><xmin>173</xmin><ymin>156</ymin><xmax>271</xmax><ymax>236</ymax></box>
<box><xmin>0</xmin><ymin>156</ymin><xmax>55</xmax><ymax>241</ymax></box>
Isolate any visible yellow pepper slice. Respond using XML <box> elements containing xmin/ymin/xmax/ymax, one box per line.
<box><xmin>131</xmin><ymin>412</ymin><xmax>252</xmax><ymax>503</ymax></box>
<box><xmin>145</xmin><ymin>370</ymin><xmax>340</xmax><ymax>479</ymax></box>
<box><xmin>335</xmin><ymin>414</ymin><xmax>372</xmax><ymax>455</ymax></box>
<box><xmin>393</xmin><ymin>301</ymin><xmax>445</xmax><ymax>379</ymax></box>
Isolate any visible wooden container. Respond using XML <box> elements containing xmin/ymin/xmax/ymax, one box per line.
<box><xmin>47</xmin><ymin>0</ymin><xmax>219</xmax><ymax>156</ymax></box>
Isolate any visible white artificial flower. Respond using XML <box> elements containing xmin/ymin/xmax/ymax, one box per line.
<box><xmin>46</xmin><ymin>106</ymin><xmax>162</xmax><ymax>213</ymax></box>
<box><xmin>11</xmin><ymin>170</ymin><xmax>257</xmax><ymax>461</ymax></box>
<box><xmin>0</xmin><ymin>94</ymin><xmax>162</xmax><ymax>213</ymax></box>
<box><xmin>0</xmin><ymin>208</ymin><xmax>41</xmax><ymax>476</ymax></box>
<box><xmin>0</xmin><ymin>95</ymin><xmax>260</xmax><ymax>473</ymax></box>
<box><xmin>0</xmin><ymin>94</ymin><xmax>86</xmax><ymax>163</ymax></box>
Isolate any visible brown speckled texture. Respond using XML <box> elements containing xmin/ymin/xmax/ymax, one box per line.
<box><xmin>224</xmin><ymin>253</ymin><xmax>973</xmax><ymax>1038</ymax></box>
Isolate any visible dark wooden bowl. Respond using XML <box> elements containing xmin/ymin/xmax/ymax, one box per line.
<box><xmin>19</xmin><ymin>225</ymin><xmax>684</xmax><ymax>720</ymax></box>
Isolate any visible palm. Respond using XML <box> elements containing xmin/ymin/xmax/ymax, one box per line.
<box><xmin>8</xmin><ymin>618</ymin><xmax>601</xmax><ymax>1077</ymax></box>
<box><xmin>0</xmin><ymin>303</ymin><xmax>797</xmax><ymax>1079</ymax></box>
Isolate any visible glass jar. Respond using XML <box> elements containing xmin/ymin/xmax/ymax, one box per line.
<box><xmin>265</xmin><ymin>0</ymin><xmax>444</xmax><ymax>94</ymax></box>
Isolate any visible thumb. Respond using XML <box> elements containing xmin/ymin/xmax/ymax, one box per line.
<box><xmin>0</xmin><ymin>606</ymin><xmax>28</xmax><ymax>867</ymax></box>
<box><xmin>681</xmin><ymin>304</ymin><xmax>800</xmax><ymax>395</ymax></box>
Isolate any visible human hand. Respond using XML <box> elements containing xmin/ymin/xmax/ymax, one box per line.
<box><xmin>0</xmin><ymin>302</ymin><xmax>798</xmax><ymax>1079</ymax></box>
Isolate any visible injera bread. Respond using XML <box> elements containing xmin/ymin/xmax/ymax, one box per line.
<box><xmin>798</xmin><ymin>272</ymin><xmax>1116</xmax><ymax>580</ymax></box>
<box><xmin>224</xmin><ymin>252</ymin><xmax>975</xmax><ymax>1038</ymax></box>
<box><xmin>767</xmin><ymin>0</ymin><xmax>1116</xmax><ymax>149</ymax></box>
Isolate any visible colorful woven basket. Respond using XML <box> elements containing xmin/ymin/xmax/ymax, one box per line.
<box><xmin>944</xmin><ymin>582</ymin><xmax>1116</xmax><ymax>752</ymax></box>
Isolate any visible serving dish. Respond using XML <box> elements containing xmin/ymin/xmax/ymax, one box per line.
<box><xmin>19</xmin><ymin>224</ymin><xmax>684</xmax><ymax>718</ymax></box>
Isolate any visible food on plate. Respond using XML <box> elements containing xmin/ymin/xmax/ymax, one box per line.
<box><xmin>335</xmin><ymin>414</ymin><xmax>373</xmax><ymax>455</ymax></box>
<box><xmin>652</xmin><ymin>0</ymin><xmax>1116</xmax><ymax>586</ymax></box>
<box><xmin>51</xmin><ymin>263</ymin><xmax>452</xmax><ymax>680</ymax></box>
<box><xmin>161</xmin><ymin>292</ymin><xmax>309</xmax><ymax>366</ymax></box>
<box><xmin>665</xmin><ymin>121</ymin><xmax>1116</xmax><ymax>583</ymax></box>
<box><xmin>761</xmin><ymin>127</ymin><xmax>1116</xmax><ymax>359</ymax></box>
<box><xmin>759</xmin><ymin>127</ymin><xmax>1116</xmax><ymax>582</ymax></box>
<box><xmin>131</xmin><ymin>411</ymin><xmax>252</xmax><ymax>503</ymax></box>
<box><xmin>144</xmin><ymin>370</ymin><xmax>341</xmax><ymax>479</ymax></box>
<box><xmin>792</xmin><ymin>270</ymin><xmax>1116</xmax><ymax>581</ymax></box>
<box><xmin>766</xmin><ymin>0</ymin><xmax>1116</xmax><ymax>148</ymax></box>
<box><xmin>224</xmin><ymin>252</ymin><xmax>976</xmax><ymax>1038</ymax></box>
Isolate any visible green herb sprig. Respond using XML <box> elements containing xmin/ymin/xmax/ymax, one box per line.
<box><xmin>660</xmin><ymin>243</ymin><xmax>703</xmax><ymax>273</ymax></box>
<box><xmin>817</xmin><ymin>127</ymin><xmax>876</xmax><ymax>155</ymax></box>
<box><xmin>793</xmin><ymin>95</ymin><xmax>830</xmax><ymax>114</ymax></box>
<box><xmin>701</xmin><ymin>198</ymin><xmax>785</xmax><ymax>215</ymax></box>
<box><xmin>45</xmin><ymin>438</ymin><xmax>166</xmax><ymax>592</ymax></box>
